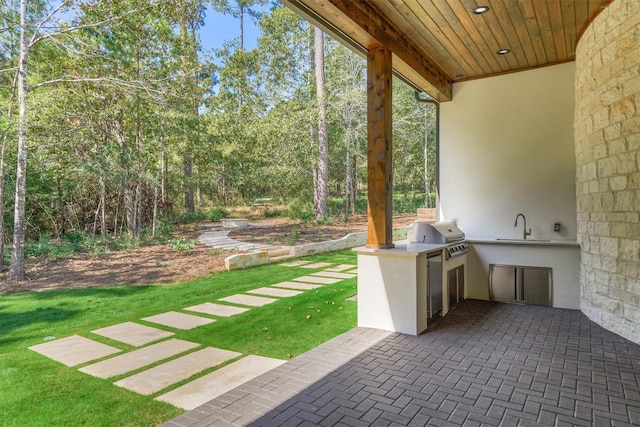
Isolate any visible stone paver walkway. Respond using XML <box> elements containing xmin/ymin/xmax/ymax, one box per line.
<box><xmin>79</xmin><ymin>339</ymin><xmax>200</xmax><ymax>379</ymax></box>
<box><xmin>157</xmin><ymin>355</ymin><xmax>287</xmax><ymax>410</ymax></box>
<box><xmin>247</xmin><ymin>287</ymin><xmax>303</xmax><ymax>298</ymax></box>
<box><xmin>29</xmin><ymin>335</ymin><xmax>121</xmax><ymax>367</ymax></box>
<box><xmin>114</xmin><ymin>347</ymin><xmax>242</xmax><ymax>395</ymax></box>
<box><xmin>91</xmin><ymin>322</ymin><xmax>173</xmax><ymax>346</ymax></box>
<box><xmin>311</xmin><ymin>271</ymin><xmax>357</xmax><ymax>279</ymax></box>
<box><xmin>29</xmin><ymin>260</ymin><xmax>359</xmax><ymax>413</ymax></box>
<box><xmin>272</xmin><ymin>281</ymin><xmax>323</xmax><ymax>290</ymax></box>
<box><xmin>164</xmin><ymin>300</ymin><xmax>640</xmax><ymax>427</ymax></box>
<box><xmin>184</xmin><ymin>302</ymin><xmax>250</xmax><ymax>317</ymax></box>
<box><xmin>292</xmin><ymin>275</ymin><xmax>341</xmax><ymax>285</ymax></box>
<box><xmin>198</xmin><ymin>226</ymin><xmax>278</xmax><ymax>252</ymax></box>
<box><xmin>142</xmin><ymin>311</ymin><xmax>216</xmax><ymax>330</ymax></box>
<box><xmin>218</xmin><ymin>294</ymin><xmax>278</xmax><ymax>307</ymax></box>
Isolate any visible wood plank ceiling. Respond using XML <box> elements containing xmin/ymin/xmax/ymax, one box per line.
<box><xmin>283</xmin><ymin>0</ymin><xmax>612</xmax><ymax>101</ymax></box>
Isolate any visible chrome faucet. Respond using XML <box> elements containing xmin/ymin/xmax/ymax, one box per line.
<box><xmin>514</xmin><ymin>213</ymin><xmax>531</xmax><ymax>240</ymax></box>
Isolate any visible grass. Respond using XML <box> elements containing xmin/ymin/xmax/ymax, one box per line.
<box><xmin>0</xmin><ymin>250</ymin><xmax>358</xmax><ymax>427</ymax></box>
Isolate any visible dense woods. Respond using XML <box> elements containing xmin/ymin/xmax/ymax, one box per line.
<box><xmin>0</xmin><ymin>0</ymin><xmax>436</xmax><ymax>278</ymax></box>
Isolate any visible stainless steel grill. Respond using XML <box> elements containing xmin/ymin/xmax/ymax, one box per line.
<box><xmin>408</xmin><ymin>221</ymin><xmax>469</xmax><ymax>259</ymax></box>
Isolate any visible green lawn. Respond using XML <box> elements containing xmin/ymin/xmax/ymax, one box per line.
<box><xmin>0</xmin><ymin>250</ymin><xmax>358</xmax><ymax>426</ymax></box>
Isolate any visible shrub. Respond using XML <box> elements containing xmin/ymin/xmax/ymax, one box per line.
<box><xmin>168</xmin><ymin>237</ymin><xmax>197</xmax><ymax>253</ymax></box>
<box><xmin>208</xmin><ymin>207</ymin><xmax>229</xmax><ymax>222</ymax></box>
<box><xmin>180</xmin><ymin>211</ymin><xmax>207</xmax><ymax>224</ymax></box>
<box><xmin>287</xmin><ymin>200</ymin><xmax>314</xmax><ymax>221</ymax></box>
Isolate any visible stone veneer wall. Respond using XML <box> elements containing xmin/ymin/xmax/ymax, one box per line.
<box><xmin>575</xmin><ymin>0</ymin><xmax>640</xmax><ymax>344</ymax></box>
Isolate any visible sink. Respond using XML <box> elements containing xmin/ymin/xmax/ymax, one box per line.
<box><xmin>496</xmin><ymin>238</ymin><xmax>550</xmax><ymax>242</ymax></box>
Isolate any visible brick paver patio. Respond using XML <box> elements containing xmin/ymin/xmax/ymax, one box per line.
<box><xmin>164</xmin><ymin>299</ymin><xmax>640</xmax><ymax>426</ymax></box>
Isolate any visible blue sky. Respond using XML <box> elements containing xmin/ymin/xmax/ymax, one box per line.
<box><xmin>199</xmin><ymin>3</ymin><xmax>267</xmax><ymax>54</ymax></box>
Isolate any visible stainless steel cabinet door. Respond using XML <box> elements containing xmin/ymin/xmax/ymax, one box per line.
<box><xmin>490</xmin><ymin>265</ymin><xmax>516</xmax><ymax>302</ymax></box>
<box><xmin>521</xmin><ymin>267</ymin><xmax>552</xmax><ymax>306</ymax></box>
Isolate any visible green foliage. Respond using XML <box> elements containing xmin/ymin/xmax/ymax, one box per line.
<box><xmin>208</xmin><ymin>207</ymin><xmax>230</xmax><ymax>222</ymax></box>
<box><xmin>167</xmin><ymin>236</ymin><xmax>197</xmax><ymax>253</ymax></box>
<box><xmin>264</xmin><ymin>207</ymin><xmax>285</xmax><ymax>218</ymax></box>
<box><xmin>25</xmin><ymin>235</ymin><xmax>71</xmax><ymax>259</ymax></box>
<box><xmin>287</xmin><ymin>200</ymin><xmax>314</xmax><ymax>220</ymax></box>
<box><xmin>1</xmin><ymin>2</ymin><xmax>438</xmax><ymax>263</ymax></box>
<box><xmin>19</xmin><ymin>231</ymin><xmax>146</xmax><ymax>260</ymax></box>
<box><xmin>0</xmin><ymin>251</ymin><xmax>357</xmax><ymax>426</ymax></box>
<box><xmin>152</xmin><ymin>217</ymin><xmax>173</xmax><ymax>240</ymax></box>
<box><xmin>180</xmin><ymin>211</ymin><xmax>207</xmax><ymax>224</ymax></box>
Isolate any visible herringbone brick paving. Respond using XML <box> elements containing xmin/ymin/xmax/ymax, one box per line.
<box><xmin>164</xmin><ymin>300</ymin><xmax>640</xmax><ymax>426</ymax></box>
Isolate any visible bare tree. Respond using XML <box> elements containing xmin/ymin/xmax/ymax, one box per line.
<box><xmin>313</xmin><ymin>27</ymin><xmax>328</xmax><ymax>220</ymax></box>
<box><xmin>9</xmin><ymin>0</ymin><xmax>28</xmax><ymax>280</ymax></box>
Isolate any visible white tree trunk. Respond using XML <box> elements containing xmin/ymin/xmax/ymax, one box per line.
<box><xmin>9</xmin><ymin>0</ymin><xmax>28</xmax><ymax>280</ymax></box>
<box><xmin>424</xmin><ymin>104</ymin><xmax>432</xmax><ymax>208</ymax></box>
<box><xmin>314</xmin><ymin>27</ymin><xmax>328</xmax><ymax>221</ymax></box>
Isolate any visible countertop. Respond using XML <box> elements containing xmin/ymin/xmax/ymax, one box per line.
<box><xmin>354</xmin><ymin>240</ymin><xmax>446</xmax><ymax>256</ymax></box>
<box><xmin>469</xmin><ymin>237</ymin><xmax>579</xmax><ymax>247</ymax></box>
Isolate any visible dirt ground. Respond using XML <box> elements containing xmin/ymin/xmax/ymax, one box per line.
<box><xmin>0</xmin><ymin>213</ymin><xmax>416</xmax><ymax>295</ymax></box>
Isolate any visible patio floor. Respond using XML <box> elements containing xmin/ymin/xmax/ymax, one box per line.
<box><xmin>163</xmin><ymin>299</ymin><xmax>640</xmax><ymax>427</ymax></box>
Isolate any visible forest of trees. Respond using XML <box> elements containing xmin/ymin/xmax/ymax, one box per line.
<box><xmin>0</xmin><ymin>0</ymin><xmax>436</xmax><ymax>279</ymax></box>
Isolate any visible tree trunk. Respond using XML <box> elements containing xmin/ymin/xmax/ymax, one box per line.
<box><xmin>100</xmin><ymin>175</ymin><xmax>107</xmax><ymax>235</ymax></box>
<box><xmin>238</xmin><ymin>4</ymin><xmax>244</xmax><ymax>107</ymax></box>
<box><xmin>0</xmin><ymin>129</ymin><xmax>6</xmax><ymax>270</ymax></box>
<box><xmin>184</xmin><ymin>155</ymin><xmax>194</xmax><ymax>213</ymax></box>
<box><xmin>351</xmin><ymin>151</ymin><xmax>358</xmax><ymax>215</ymax></box>
<box><xmin>344</xmin><ymin>136</ymin><xmax>350</xmax><ymax>222</ymax></box>
<box><xmin>9</xmin><ymin>0</ymin><xmax>28</xmax><ymax>280</ymax></box>
<box><xmin>314</xmin><ymin>27</ymin><xmax>328</xmax><ymax>221</ymax></box>
<box><xmin>113</xmin><ymin>119</ymin><xmax>137</xmax><ymax>237</ymax></box>
<box><xmin>424</xmin><ymin>104</ymin><xmax>431</xmax><ymax>208</ymax></box>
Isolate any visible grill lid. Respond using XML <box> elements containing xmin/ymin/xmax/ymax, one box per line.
<box><xmin>408</xmin><ymin>221</ymin><xmax>465</xmax><ymax>243</ymax></box>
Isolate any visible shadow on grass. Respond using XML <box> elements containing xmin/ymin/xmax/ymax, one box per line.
<box><xmin>28</xmin><ymin>284</ymin><xmax>156</xmax><ymax>300</ymax></box>
<box><xmin>0</xmin><ymin>306</ymin><xmax>81</xmax><ymax>346</ymax></box>
<box><xmin>0</xmin><ymin>285</ymin><xmax>156</xmax><ymax>344</ymax></box>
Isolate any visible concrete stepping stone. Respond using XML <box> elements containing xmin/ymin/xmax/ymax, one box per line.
<box><xmin>312</xmin><ymin>271</ymin><xmax>357</xmax><ymax>279</ymax></box>
<box><xmin>271</xmin><ymin>281</ymin><xmax>322</xmax><ymax>291</ymax></box>
<box><xmin>325</xmin><ymin>264</ymin><xmax>356</xmax><ymax>272</ymax></box>
<box><xmin>299</xmin><ymin>262</ymin><xmax>333</xmax><ymax>269</ymax></box>
<box><xmin>280</xmin><ymin>260</ymin><xmax>313</xmax><ymax>267</ymax></box>
<box><xmin>184</xmin><ymin>302</ymin><xmax>249</xmax><ymax>318</ymax></box>
<box><xmin>156</xmin><ymin>355</ymin><xmax>286</xmax><ymax>410</ymax></box>
<box><xmin>79</xmin><ymin>339</ymin><xmax>200</xmax><ymax>379</ymax></box>
<box><xmin>292</xmin><ymin>275</ymin><xmax>341</xmax><ymax>285</ymax></box>
<box><xmin>29</xmin><ymin>335</ymin><xmax>121</xmax><ymax>367</ymax></box>
<box><xmin>218</xmin><ymin>294</ymin><xmax>277</xmax><ymax>307</ymax></box>
<box><xmin>142</xmin><ymin>311</ymin><xmax>215</xmax><ymax>330</ymax></box>
<box><xmin>91</xmin><ymin>322</ymin><xmax>173</xmax><ymax>347</ymax></box>
<box><xmin>247</xmin><ymin>287</ymin><xmax>302</xmax><ymax>298</ymax></box>
<box><xmin>114</xmin><ymin>347</ymin><xmax>241</xmax><ymax>395</ymax></box>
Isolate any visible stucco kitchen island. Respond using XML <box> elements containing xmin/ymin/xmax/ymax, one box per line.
<box><xmin>355</xmin><ymin>242</ymin><xmax>447</xmax><ymax>336</ymax></box>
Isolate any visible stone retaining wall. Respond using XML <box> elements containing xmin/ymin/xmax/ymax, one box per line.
<box><xmin>225</xmin><ymin>225</ymin><xmax>412</xmax><ymax>271</ymax></box>
<box><xmin>575</xmin><ymin>0</ymin><xmax>640</xmax><ymax>343</ymax></box>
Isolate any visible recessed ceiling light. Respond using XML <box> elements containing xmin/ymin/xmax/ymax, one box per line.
<box><xmin>473</xmin><ymin>6</ymin><xmax>490</xmax><ymax>14</ymax></box>
<box><xmin>497</xmin><ymin>49</ymin><xmax>510</xmax><ymax>55</ymax></box>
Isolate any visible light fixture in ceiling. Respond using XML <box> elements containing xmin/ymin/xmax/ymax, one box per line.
<box><xmin>497</xmin><ymin>49</ymin><xmax>511</xmax><ymax>55</ymax></box>
<box><xmin>473</xmin><ymin>6</ymin><xmax>490</xmax><ymax>14</ymax></box>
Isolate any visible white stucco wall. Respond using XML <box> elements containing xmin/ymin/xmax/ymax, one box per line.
<box><xmin>439</xmin><ymin>63</ymin><xmax>577</xmax><ymax>241</ymax></box>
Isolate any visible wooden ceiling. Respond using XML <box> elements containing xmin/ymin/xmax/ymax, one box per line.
<box><xmin>282</xmin><ymin>0</ymin><xmax>612</xmax><ymax>101</ymax></box>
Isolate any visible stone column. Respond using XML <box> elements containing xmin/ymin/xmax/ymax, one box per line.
<box><xmin>575</xmin><ymin>0</ymin><xmax>640</xmax><ymax>343</ymax></box>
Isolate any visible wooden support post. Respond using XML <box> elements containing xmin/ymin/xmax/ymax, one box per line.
<box><xmin>366</xmin><ymin>45</ymin><xmax>394</xmax><ymax>249</ymax></box>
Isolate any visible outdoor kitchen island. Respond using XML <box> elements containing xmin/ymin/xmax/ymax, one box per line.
<box><xmin>355</xmin><ymin>221</ymin><xmax>470</xmax><ymax>336</ymax></box>
<box><xmin>355</xmin><ymin>242</ymin><xmax>447</xmax><ymax>336</ymax></box>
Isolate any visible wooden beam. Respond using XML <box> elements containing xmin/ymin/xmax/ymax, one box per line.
<box><xmin>366</xmin><ymin>45</ymin><xmax>394</xmax><ymax>249</ymax></box>
<box><xmin>327</xmin><ymin>0</ymin><xmax>452</xmax><ymax>101</ymax></box>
